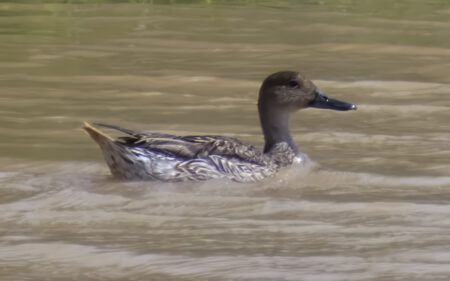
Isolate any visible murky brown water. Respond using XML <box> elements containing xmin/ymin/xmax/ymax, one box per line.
<box><xmin>1</xmin><ymin>1</ymin><xmax>450</xmax><ymax>280</ymax></box>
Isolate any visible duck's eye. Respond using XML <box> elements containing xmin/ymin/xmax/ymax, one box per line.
<box><xmin>288</xmin><ymin>80</ymin><xmax>300</xmax><ymax>88</ymax></box>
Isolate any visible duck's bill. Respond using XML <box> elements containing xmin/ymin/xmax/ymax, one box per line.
<box><xmin>310</xmin><ymin>89</ymin><xmax>357</xmax><ymax>111</ymax></box>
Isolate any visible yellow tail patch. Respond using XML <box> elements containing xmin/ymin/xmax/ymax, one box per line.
<box><xmin>83</xmin><ymin>121</ymin><xmax>114</xmax><ymax>146</ymax></box>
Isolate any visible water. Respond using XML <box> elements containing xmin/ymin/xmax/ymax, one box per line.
<box><xmin>1</xmin><ymin>1</ymin><xmax>450</xmax><ymax>280</ymax></box>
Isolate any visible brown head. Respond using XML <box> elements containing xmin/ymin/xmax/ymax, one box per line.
<box><xmin>257</xmin><ymin>71</ymin><xmax>356</xmax><ymax>154</ymax></box>
<box><xmin>258</xmin><ymin>71</ymin><xmax>317</xmax><ymax>112</ymax></box>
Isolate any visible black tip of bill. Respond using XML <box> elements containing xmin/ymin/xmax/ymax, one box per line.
<box><xmin>310</xmin><ymin>89</ymin><xmax>357</xmax><ymax>111</ymax></box>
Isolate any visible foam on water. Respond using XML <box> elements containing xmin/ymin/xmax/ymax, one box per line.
<box><xmin>1</xmin><ymin>159</ymin><xmax>450</xmax><ymax>280</ymax></box>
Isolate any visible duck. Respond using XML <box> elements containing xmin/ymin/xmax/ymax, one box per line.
<box><xmin>84</xmin><ymin>71</ymin><xmax>356</xmax><ymax>182</ymax></box>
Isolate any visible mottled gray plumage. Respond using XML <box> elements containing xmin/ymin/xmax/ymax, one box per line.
<box><xmin>84</xmin><ymin>71</ymin><xmax>356</xmax><ymax>182</ymax></box>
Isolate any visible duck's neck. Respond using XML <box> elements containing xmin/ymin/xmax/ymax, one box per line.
<box><xmin>258</xmin><ymin>105</ymin><xmax>298</xmax><ymax>154</ymax></box>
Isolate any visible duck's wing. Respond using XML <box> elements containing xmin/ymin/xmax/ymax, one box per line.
<box><xmin>93</xmin><ymin>123</ymin><xmax>269</xmax><ymax>165</ymax></box>
<box><xmin>93</xmin><ymin>123</ymin><xmax>205</xmax><ymax>159</ymax></box>
<box><xmin>183</xmin><ymin>135</ymin><xmax>269</xmax><ymax>166</ymax></box>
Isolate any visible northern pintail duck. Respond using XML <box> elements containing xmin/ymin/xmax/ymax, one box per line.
<box><xmin>84</xmin><ymin>71</ymin><xmax>356</xmax><ymax>182</ymax></box>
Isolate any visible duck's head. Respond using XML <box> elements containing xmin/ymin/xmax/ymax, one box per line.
<box><xmin>258</xmin><ymin>71</ymin><xmax>356</xmax><ymax>154</ymax></box>
<box><xmin>258</xmin><ymin>71</ymin><xmax>357</xmax><ymax>113</ymax></box>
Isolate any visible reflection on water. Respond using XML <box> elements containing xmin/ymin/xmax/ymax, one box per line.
<box><xmin>1</xmin><ymin>1</ymin><xmax>450</xmax><ymax>280</ymax></box>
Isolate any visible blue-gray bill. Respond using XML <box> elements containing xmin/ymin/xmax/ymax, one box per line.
<box><xmin>310</xmin><ymin>89</ymin><xmax>357</xmax><ymax>111</ymax></box>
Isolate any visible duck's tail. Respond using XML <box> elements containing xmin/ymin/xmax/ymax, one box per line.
<box><xmin>83</xmin><ymin>121</ymin><xmax>115</xmax><ymax>148</ymax></box>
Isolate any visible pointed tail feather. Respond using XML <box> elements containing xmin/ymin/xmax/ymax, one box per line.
<box><xmin>92</xmin><ymin>123</ymin><xmax>137</xmax><ymax>135</ymax></box>
<box><xmin>83</xmin><ymin>121</ymin><xmax>115</xmax><ymax>148</ymax></box>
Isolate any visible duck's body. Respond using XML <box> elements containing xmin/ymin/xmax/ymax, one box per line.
<box><xmin>84</xmin><ymin>71</ymin><xmax>356</xmax><ymax>182</ymax></box>
<box><xmin>84</xmin><ymin>122</ymin><xmax>298</xmax><ymax>182</ymax></box>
